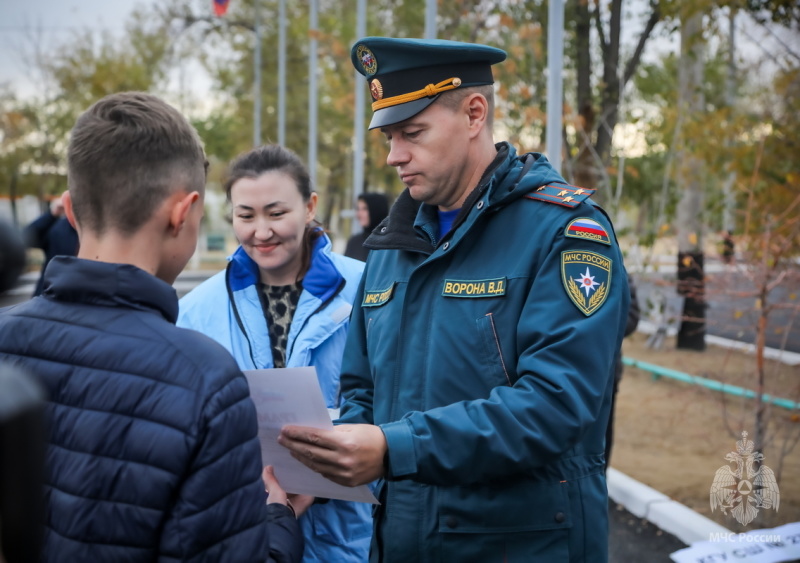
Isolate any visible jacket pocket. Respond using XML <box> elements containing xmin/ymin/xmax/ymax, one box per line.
<box><xmin>437</xmin><ymin>478</ymin><xmax>572</xmax><ymax>534</ymax></box>
<box><xmin>476</xmin><ymin>313</ymin><xmax>512</xmax><ymax>387</ymax></box>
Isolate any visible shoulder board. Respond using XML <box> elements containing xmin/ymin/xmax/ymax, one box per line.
<box><xmin>524</xmin><ymin>184</ymin><xmax>595</xmax><ymax>208</ymax></box>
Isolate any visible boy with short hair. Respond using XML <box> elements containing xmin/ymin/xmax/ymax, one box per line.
<box><xmin>0</xmin><ymin>92</ymin><xmax>303</xmax><ymax>562</ymax></box>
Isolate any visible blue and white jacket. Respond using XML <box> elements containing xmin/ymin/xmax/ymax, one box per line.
<box><xmin>178</xmin><ymin>233</ymin><xmax>372</xmax><ymax>563</ymax></box>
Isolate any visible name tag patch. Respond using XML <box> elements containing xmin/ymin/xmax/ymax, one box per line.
<box><xmin>362</xmin><ymin>284</ymin><xmax>394</xmax><ymax>307</ymax></box>
<box><xmin>561</xmin><ymin>251</ymin><xmax>612</xmax><ymax>316</ymax></box>
<box><xmin>442</xmin><ymin>277</ymin><xmax>507</xmax><ymax>298</ymax></box>
<box><xmin>565</xmin><ymin>218</ymin><xmax>611</xmax><ymax>245</ymax></box>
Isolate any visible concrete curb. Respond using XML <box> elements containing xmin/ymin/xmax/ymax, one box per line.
<box><xmin>638</xmin><ymin>320</ymin><xmax>800</xmax><ymax>366</ymax></box>
<box><xmin>607</xmin><ymin>467</ymin><xmax>731</xmax><ymax>545</ymax></box>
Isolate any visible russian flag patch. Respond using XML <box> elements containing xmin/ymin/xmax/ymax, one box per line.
<box><xmin>565</xmin><ymin>218</ymin><xmax>611</xmax><ymax>245</ymax></box>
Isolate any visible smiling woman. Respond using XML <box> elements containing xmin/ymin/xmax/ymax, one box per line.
<box><xmin>176</xmin><ymin>144</ymin><xmax>373</xmax><ymax>563</ymax></box>
<box><xmin>230</xmin><ymin>170</ymin><xmax>318</xmax><ymax>287</ymax></box>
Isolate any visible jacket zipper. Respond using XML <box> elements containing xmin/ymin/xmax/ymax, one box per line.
<box><xmin>486</xmin><ymin>312</ymin><xmax>511</xmax><ymax>386</ymax></box>
<box><xmin>226</xmin><ymin>263</ymin><xmax>258</xmax><ymax>369</ymax></box>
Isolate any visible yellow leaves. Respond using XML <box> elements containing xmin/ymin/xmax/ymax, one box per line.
<box><xmin>734</xmin><ymin>310</ymin><xmax>744</xmax><ymax>320</ymax></box>
<box><xmin>790</xmin><ymin>293</ymin><xmax>797</xmax><ymax>301</ymax></box>
<box><xmin>688</xmin><ymin>232</ymin><xmax>698</xmax><ymax>246</ymax></box>
<box><xmin>499</xmin><ymin>13</ymin><xmax>515</xmax><ymax>28</ymax></box>
<box><xmin>510</xmin><ymin>45</ymin><xmax>525</xmax><ymax>60</ymax></box>
<box><xmin>524</xmin><ymin>107</ymin><xmax>545</xmax><ymax>123</ymax></box>
<box><xmin>625</xmin><ymin>165</ymin><xmax>641</xmax><ymax>180</ymax></box>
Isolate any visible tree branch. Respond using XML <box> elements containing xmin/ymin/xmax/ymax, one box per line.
<box><xmin>622</xmin><ymin>1</ymin><xmax>662</xmax><ymax>88</ymax></box>
<box><xmin>592</xmin><ymin>0</ymin><xmax>609</xmax><ymax>60</ymax></box>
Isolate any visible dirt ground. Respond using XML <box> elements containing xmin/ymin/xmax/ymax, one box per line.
<box><xmin>612</xmin><ymin>332</ymin><xmax>800</xmax><ymax>532</ymax></box>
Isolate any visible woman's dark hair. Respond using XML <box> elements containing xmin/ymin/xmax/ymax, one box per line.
<box><xmin>224</xmin><ymin>144</ymin><xmax>322</xmax><ymax>282</ymax></box>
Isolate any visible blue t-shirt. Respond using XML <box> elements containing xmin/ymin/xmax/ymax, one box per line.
<box><xmin>438</xmin><ymin>208</ymin><xmax>461</xmax><ymax>241</ymax></box>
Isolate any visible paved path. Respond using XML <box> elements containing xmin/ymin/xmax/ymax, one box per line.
<box><xmin>609</xmin><ymin>500</ymin><xmax>687</xmax><ymax>562</ymax></box>
<box><xmin>631</xmin><ymin>259</ymin><xmax>800</xmax><ymax>354</ymax></box>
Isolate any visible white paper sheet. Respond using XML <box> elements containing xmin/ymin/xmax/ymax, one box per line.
<box><xmin>243</xmin><ymin>367</ymin><xmax>378</xmax><ymax>504</ymax></box>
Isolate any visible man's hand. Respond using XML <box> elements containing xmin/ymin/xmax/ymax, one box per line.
<box><xmin>278</xmin><ymin>424</ymin><xmax>387</xmax><ymax>487</ymax></box>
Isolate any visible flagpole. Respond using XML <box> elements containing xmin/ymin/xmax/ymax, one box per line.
<box><xmin>351</xmin><ymin>0</ymin><xmax>366</xmax><ymax>235</ymax></box>
<box><xmin>308</xmin><ymin>0</ymin><xmax>319</xmax><ymax>188</ymax></box>
<box><xmin>546</xmin><ymin>0</ymin><xmax>564</xmax><ymax>174</ymax></box>
<box><xmin>253</xmin><ymin>0</ymin><xmax>262</xmax><ymax>147</ymax></box>
<box><xmin>278</xmin><ymin>0</ymin><xmax>286</xmax><ymax>146</ymax></box>
<box><xmin>425</xmin><ymin>0</ymin><xmax>436</xmax><ymax>39</ymax></box>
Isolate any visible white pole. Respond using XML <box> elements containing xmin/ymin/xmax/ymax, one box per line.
<box><xmin>351</xmin><ymin>0</ymin><xmax>366</xmax><ymax>235</ymax></box>
<box><xmin>309</xmin><ymin>0</ymin><xmax>319</xmax><ymax>188</ymax></box>
<box><xmin>278</xmin><ymin>0</ymin><xmax>287</xmax><ymax>146</ymax></box>
<box><xmin>253</xmin><ymin>1</ymin><xmax>262</xmax><ymax>147</ymax></box>
<box><xmin>546</xmin><ymin>0</ymin><xmax>564</xmax><ymax>174</ymax></box>
<box><xmin>425</xmin><ymin>0</ymin><xmax>436</xmax><ymax>39</ymax></box>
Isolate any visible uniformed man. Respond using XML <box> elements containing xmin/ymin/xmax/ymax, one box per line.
<box><xmin>279</xmin><ymin>37</ymin><xmax>630</xmax><ymax>562</ymax></box>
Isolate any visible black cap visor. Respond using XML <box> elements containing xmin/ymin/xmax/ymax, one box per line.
<box><xmin>369</xmin><ymin>95</ymin><xmax>440</xmax><ymax>130</ymax></box>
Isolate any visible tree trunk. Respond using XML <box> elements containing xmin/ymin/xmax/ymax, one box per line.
<box><xmin>592</xmin><ymin>0</ymin><xmax>622</xmax><ymax>208</ymax></box>
<box><xmin>753</xmin><ymin>299</ymin><xmax>768</xmax><ymax>454</ymax></box>
<box><xmin>675</xmin><ymin>10</ymin><xmax>706</xmax><ymax>350</ymax></box>
<box><xmin>576</xmin><ymin>0</ymin><xmax>659</xmax><ymax>206</ymax></box>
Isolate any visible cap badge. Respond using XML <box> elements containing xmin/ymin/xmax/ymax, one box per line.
<box><xmin>357</xmin><ymin>44</ymin><xmax>378</xmax><ymax>75</ymax></box>
<box><xmin>370</xmin><ymin>79</ymin><xmax>384</xmax><ymax>101</ymax></box>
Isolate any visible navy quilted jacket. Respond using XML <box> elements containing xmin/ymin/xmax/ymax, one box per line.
<box><xmin>0</xmin><ymin>257</ymin><xmax>303</xmax><ymax>562</ymax></box>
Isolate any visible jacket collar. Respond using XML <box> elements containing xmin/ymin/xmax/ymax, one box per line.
<box><xmin>41</xmin><ymin>256</ymin><xmax>179</xmax><ymax>323</ymax></box>
<box><xmin>366</xmin><ymin>142</ymin><xmax>564</xmax><ymax>253</ymax></box>
<box><xmin>227</xmin><ymin>231</ymin><xmax>344</xmax><ymax>304</ymax></box>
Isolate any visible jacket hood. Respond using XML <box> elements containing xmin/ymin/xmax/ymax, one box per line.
<box><xmin>358</xmin><ymin>192</ymin><xmax>391</xmax><ymax>233</ymax></box>
<box><xmin>227</xmin><ymin>230</ymin><xmax>344</xmax><ymax>304</ymax></box>
<box><xmin>365</xmin><ymin>143</ymin><xmax>567</xmax><ymax>253</ymax></box>
<box><xmin>484</xmin><ymin>143</ymin><xmax>567</xmax><ymax>206</ymax></box>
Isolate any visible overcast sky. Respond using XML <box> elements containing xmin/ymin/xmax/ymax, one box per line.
<box><xmin>0</xmin><ymin>0</ymin><xmax>147</xmax><ymax>96</ymax></box>
<box><xmin>0</xmin><ymin>1</ymin><xmax>793</xmax><ymax>105</ymax></box>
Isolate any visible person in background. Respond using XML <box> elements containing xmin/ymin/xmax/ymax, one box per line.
<box><xmin>0</xmin><ymin>219</ymin><xmax>42</xmax><ymax>563</ymax></box>
<box><xmin>605</xmin><ymin>275</ymin><xmax>640</xmax><ymax>471</ymax></box>
<box><xmin>279</xmin><ymin>37</ymin><xmax>630</xmax><ymax>562</ymax></box>
<box><xmin>0</xmin><ymin>92</ymin><xmax>303</xmax><ymax>562</ymax></box>
<box><xmin>178</xmin><ymin>144</ymin><xmax>372</xmax><ymax>563</ymax></box>
<box><xmin>0</xmin><ymin>219</ymin><xmax>26</xmax><ymax>295</ymax></box>
<box><xmin>23</xmin><ymin>196</ymin><xmax>79</xmax><ymax>296</ymax></box>
<box><xmin>720</xmin><ymin>230</ymin><xmax>735</xmax><ymax>265</ymax></box>
<box><xmin>345</xmin><ymin>192</ymin><xmax>390</xmax><ymax>261</ymax></box>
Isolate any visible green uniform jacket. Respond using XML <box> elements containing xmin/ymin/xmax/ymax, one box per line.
<box><xmin>338</xmin><ymin>143</ymin><xmax>630</xmax><ymax>562</ymax></box>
